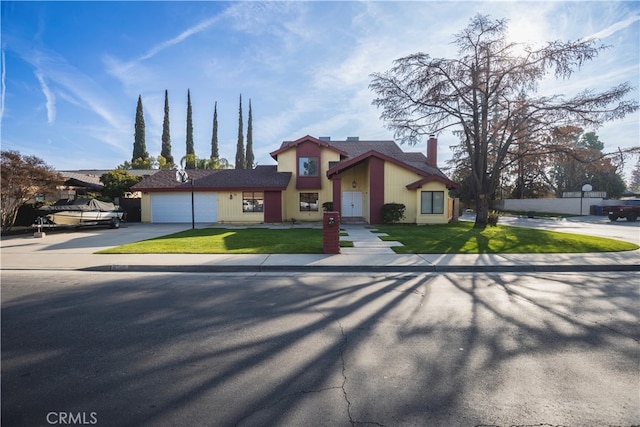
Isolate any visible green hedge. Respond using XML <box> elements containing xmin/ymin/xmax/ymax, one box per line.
<box><xmin>382</xmin><ymin>203</ymin><xmax>406</xmax><ymax>224</ymax></box>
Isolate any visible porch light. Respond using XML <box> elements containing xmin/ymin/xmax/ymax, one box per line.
<box><xmin>352</xmin><ymin>180</ymin><xmax>357</xmax><ymax>188</ymax></box>
<box><xmin>229</xmin><ymin>194</ymin><xmax>233</xmax><ymax>200</ymax></box>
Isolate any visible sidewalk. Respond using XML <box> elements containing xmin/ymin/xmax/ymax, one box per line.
<box><xmin>1</xmin><ymin>223</ymin><xmax>638</xmax><ymax>273</ymax></box>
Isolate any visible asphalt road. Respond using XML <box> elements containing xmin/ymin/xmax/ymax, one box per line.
<box><xmin>2</xmin><ymin>270</ymin><xmax>638</xmax><ymax>427</ymax></box>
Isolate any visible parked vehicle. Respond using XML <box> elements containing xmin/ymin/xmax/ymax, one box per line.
<box><xmin>607</xmin><ymin>199</ymin><xmax>640</xmax><ymax>222</ymax></box>
<box><xmin>37</xmin><ymin>198</ymin><xmax>126</xmax><ymax>229</ymax></box>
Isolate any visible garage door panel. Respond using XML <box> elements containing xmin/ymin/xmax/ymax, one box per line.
<box><xmin>151</xmin><ymin>193</ymin><xmax>217</xmax><ymax>223</ymax></box>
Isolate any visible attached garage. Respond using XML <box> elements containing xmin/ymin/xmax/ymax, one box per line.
<box><xmin>151</xmin><ymin>192</ymin><xmax>218</xmax><ymax>223</ymax></box>
<box><xmin>132</xmin><ymin>167</ymin><xmax>292</xmax><ymax>224</ymax></box>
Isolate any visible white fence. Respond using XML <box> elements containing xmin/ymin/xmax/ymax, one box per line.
<box><xmin>496</xmin><ymin>197</ymin><xmax>621</xmax><ymax>215</ymax></box>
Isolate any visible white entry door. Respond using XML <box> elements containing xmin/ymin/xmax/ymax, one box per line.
<box><xmin>342</xmin><ymin>191</ymin><xmax>362</xmax><ymax>217</ymax></box>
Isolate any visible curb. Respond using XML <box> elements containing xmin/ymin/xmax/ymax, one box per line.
<box><xmin>79</xmin><ymin>264</ymin><xmax>640</xmax><ymax>273</ymax></box>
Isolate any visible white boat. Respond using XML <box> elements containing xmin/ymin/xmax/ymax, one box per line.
<box><xmin>38</xmin><ymin>199</ymin><xmax>125</xmax><ymax>228</ymax></box>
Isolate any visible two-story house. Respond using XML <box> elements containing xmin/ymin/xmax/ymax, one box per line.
<box><xmin>132</xmin><ymin>135</ymin><xmax>458</xmax><ymax>224</ymax></box>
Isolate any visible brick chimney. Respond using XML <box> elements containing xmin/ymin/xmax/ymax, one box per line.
<box><xmin>426</xmin><ymin>135</ymin><xmax>437</xmax><ymax>167</ymax></box>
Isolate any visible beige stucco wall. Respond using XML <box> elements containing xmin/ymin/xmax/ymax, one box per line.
<box><xmin>217</xmin><ymin>191</ymin><xmax>263</xmax><ymax>224</ymax></box>
<box><xmin>383</xmin><ymin>162</ymin><xmax>451</xmax><ymax>224</ymax></box>
<box><xmin>278</xmin><ymin>146</ymin><xmax>341</xmax><ymax>222</ymax></box>
<box><xmin>141</xmin><ymin>192</ymin><xmax>152</xmax><ymax>223</ymax></box>
<box><xmin>384</xmin><ymin>162</ymin><xmax>419</xmax><ymax>223</ymax></box>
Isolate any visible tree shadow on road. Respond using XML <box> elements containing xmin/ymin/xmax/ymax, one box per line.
<box><xmin>1</xmin><ymin>271</ymin><xmax>638</xmax><ymax>426</ymax></box>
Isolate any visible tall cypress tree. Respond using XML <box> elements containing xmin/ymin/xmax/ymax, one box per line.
<box><xmin>160</xmin><ymin>90</ymin><xmax>174</xmax><ymax>167</ymax></box>
<box><xmin>211</xmin><ymin>101</ymin><xmax>219</xmax><ymax>160</ymax></box>
<box><xmin>185</xmin><ymin>89</ymin><xmax>195</xmax><ymax>169</ymax></box>
<box><xmin>133</xmin><ymin>95</ymin><xmax>148</xmax><ymax>162</ymax></box>
<box><xmin>245</xmin><ymin>99</ymin><xmax>254</xmax><ymax>169</ymax></box>
<box><xmin>235</xmin><ymin>94</ymin><xmax>245</xmax><ymax>169</ymax></box>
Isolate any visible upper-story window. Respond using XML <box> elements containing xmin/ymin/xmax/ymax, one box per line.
<box><xmin>299</xmin><ymin>157</ymin><xmax>319</xmax><ymax>176</ymax></box>
<box><xmin>296</xmin><ymin>141</ymin><xmax>322</xmax><ymax>189</ymax></box>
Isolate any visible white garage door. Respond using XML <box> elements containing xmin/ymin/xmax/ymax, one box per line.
<box><xmin>151</xmin><ymin>193</ymin><xmax>218</xmax><ymax>223</ymax></box>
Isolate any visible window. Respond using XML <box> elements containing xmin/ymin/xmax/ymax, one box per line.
<box><xmin>243</xmin><ymin>191</ymin><xmax>264</xmax><ymax>212</ymax></box>
<box><xmin>298</xmin><ymin>157</ymin><xmax>319</xmax><ymax>176</ymax></box>
<box><xmin>299</xmin><ymin>193</ymin><xmax>319</xmax><ymax>211</ymax></box>
<box><xmin>421</xmin><ymin>191</ymin><xmax>444</xmax><ymax>214</ymax></box>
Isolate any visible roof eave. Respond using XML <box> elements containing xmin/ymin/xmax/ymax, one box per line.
<box><xmin>406</xmin><ymin>175</ymin><xmax>460</xmax><ymax>190</ymax></box>
<box><xmin>133</xmin><ymin>185</ymin><xmax>290</xmax><ymax>192</ymax></box>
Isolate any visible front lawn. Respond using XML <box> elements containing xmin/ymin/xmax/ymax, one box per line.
<box><xmin>374</xmin><ymin>222</ymin><xmax>639</xmax><ymax>254</ymax></box>
<box><xmin>97</xmin><ymin>228</ymin><xmax>326</xmax><ymax>254</ymax></box>
<box><xmin>97</xmin><ymin>223</ymin><xmax>638</xmax><ymax>254</ymax></box>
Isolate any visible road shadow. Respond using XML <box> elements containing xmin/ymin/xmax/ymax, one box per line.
<box><xmin>2</xmin><ymin>271</ymin><xmax>638</xmax><ymax>426</ymax></box>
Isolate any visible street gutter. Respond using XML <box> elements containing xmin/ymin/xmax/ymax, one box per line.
<box><xmin>76</xmin><ymin>264</ymin><xmax>640</xmax><ymax>273</ymax></box>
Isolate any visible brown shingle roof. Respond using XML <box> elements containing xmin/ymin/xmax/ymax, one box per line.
<box><xmin>132</xmin><ymin>166</ymin><xmax>291</xmax><ymax>191</ymax></box>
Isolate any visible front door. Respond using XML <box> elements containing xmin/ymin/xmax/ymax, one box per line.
<box><xmin>263</xmin><ymin>191</ymin><xmax>282</xmax><ymax>223</ymax></box>
<box><xmin>341</xmin><ymin>191</ymin><xmax>362</xmax><ymax>217</ymax></box>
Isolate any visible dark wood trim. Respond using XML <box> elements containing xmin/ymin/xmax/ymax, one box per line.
<box><xmin>369</xmin><ymin>157</ymin><xmax>385</xmax><ymax>224</ymax></box>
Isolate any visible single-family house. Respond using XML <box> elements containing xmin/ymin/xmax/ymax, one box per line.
<box><xmin>132</xmin><ymin>135</ymin><xmax>458</xmax><ymax>224</ymax></box>
<box><xmin>55</xmin><ymin>169</ymin><xmax>159</xmax><ymax>201</ymax></box>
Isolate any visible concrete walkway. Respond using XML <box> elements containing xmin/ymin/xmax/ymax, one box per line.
<box><xmin>339</xmin><ymin>225</ymin><xmax>402</xmax><ymax>254</ymax></box>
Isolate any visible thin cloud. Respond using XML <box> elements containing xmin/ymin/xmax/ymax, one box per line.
<box><xmin>585</xmin><ymin>14</ymin><xmax>640</xmax><ymax>40</ymax></box>
<box><xmin>12</xmin><ymin>43</ymin><xmax>130</xmax><ymax>149</ymax></box>
<box><xmin>41</xmin><ymin>57</ymin><xmax>124</xmax><ymax>132</ymax></box>
<box><xmin>105</xmin><ymin>13</ymin><xmax>223</xmax><ymax>90</ymax></box>
<box><xmin>138</xmin><ymin>15</ymin><xmax>221</xmax><ymax>62</ymax></box>
<box><xmin>34</xmin><ymin>69</ymin><xmax>56</xmax><ymax>124</ymax></box>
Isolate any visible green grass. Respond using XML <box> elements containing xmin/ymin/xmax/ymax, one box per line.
<box><xmin>98</xmin><ymin>228</ymin><xmax>325</xmax><ymax>254</ymax></box>
<box><xmin>97</xmin><ymin>223</ymin><xmax>638</xmax><ymax>255</ymax></box>
<box><xmin>374</xmin><ymin>222</ymin><xmax>639</xmax><ymax>254</ymax></box>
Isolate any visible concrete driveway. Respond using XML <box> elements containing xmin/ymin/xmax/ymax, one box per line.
<box><xmin>0</xmin><ymin>223</ymin><xmax>197</xmax><ymax>254</ymax></box>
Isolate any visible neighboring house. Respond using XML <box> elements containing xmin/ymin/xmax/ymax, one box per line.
<box><xmin>132</xmin><ymin>135</ymin><xmax>458</xmax><ymax>224</ymax></box>
<box><xmin>55</xmin><ymin>170</ymin><xmax>159</xmax><ymax>201</ymax></box>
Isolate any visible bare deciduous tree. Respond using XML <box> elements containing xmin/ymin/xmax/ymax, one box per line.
<box><xmin>370</xmin><ymin>14</ymin><xmax>638</xmax><ymax>228</ymax></box>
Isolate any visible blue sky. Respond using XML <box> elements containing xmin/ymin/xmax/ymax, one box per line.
<box><xmin>2</xmin><ymin>1</ymin><xmax>639</xmax><ymax>178</ymax></box>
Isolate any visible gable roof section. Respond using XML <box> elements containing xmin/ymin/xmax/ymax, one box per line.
<box><xmin>132</xmin><ymin>166</ymin><xmax>291</xmax><ymax>192</ymax></box>
<box><xmin>325</xmin><ymin>140</ymin><xmax>454</xmax><ymax>184</ymax></box>
<box><xmin>270</xmin><ymin>135</ymin><xmax>348</xmax><ymax>160</ymax></box>
<box><xmin>270</xmin><ymin>136</ymin><xmax>455</xmax><ymax>184</ymax></box>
